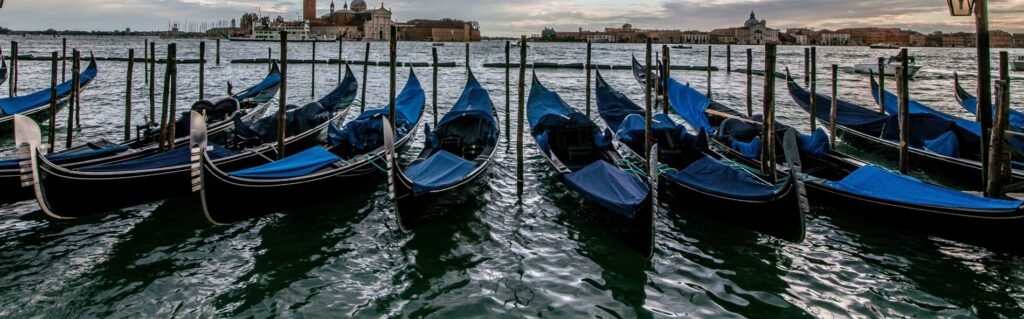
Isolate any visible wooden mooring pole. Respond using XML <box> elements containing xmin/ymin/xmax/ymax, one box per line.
<box><xmin>516</xmin><ymin>35</ymin><xmax>526</xmax><ymax>199</ymax></box>
<box><xmin>62</xmin><ymin>38</ymin><xmax>67</xmax><ymax>82</ymax></box>
<box><xmin>277</xmin><ymin>31</ymin><xmax>288</xmax><ymax>159</ymax></box>
<box><xmin>706</xmin><ymin>45</ymin><xmax>712</xmax><ymax>98</ymax></box>
<box><xmin>199</xmin><ymin>41</ymin><xmax>205</xmax><ymax>100</ymax></box>
<box><xmin>360</xmin><ymin>42</ymin><xmax>370</xmax><ymax>112</ymax></box>
<box><xmin>344</xmin><ymin>39</ymin><xmax>348</xmax><ymax>84</ymax></box>
<box><xmin>762</xmin><ymin>44</ymin><xmax>778</xmax><ymax>183</ymax></box>
<box><xmin>505</xmin><ymin>40</ymin><xmax>510</xmax><ymax>142</ymax></box>
<box><xmin>389</xmin><ymin>26</ymin><xmax>397</xmax><ymax>131</ymax></box>
<box><xmin>311</xmin><ymin>41</ymin><xmax>316</xmax><ymax>99</ymax></box>
<box><xmin>149</xmin><ymin>42</ymin><xmax>156</xmax><ymax>125</ymax></box>
<box><xmin>585</xmin><ymin>40</ymin><xmax>592</xmax><ymax>117</ymax></box>
<box><xmin>66</xmin><ymin>50</ymin><xmax>79</xmax><ymax>148</ymax></box>
<box><xmin>159</xmin><ymin>45</ymin><xmax>171</xmax><ymax>149</ymax></box>
<box><xmin>8</xmin><ymin>41</ymin><xmax>16</xmax><ymax>97</ymax></box>
<box><xmin>432</xmin><ymin>47</ymin><xmax>438</xmax><ymax>128</ymax></box>
<box><xmin>216</xmin><ymin>38</ymin><xmax>221</xmax><ymax>65</ymax></box>
<box><xmin>726</xmin><ymin>44</ymin><xmax>731</xmax><ymax>73</ymax></box>
<box><xmin>125</xmin><ymin>49</ymin><xmax>134</xmax><ymax>142</ymax></box>
<box><xmin>986</xmin><ymin>51</ymin><xmax>1011</xmax><ymax>197</ymax></box>
<box><xmin>166</xmin><ymin>45</ymin><xmax>178</xmax><ymax>150</ymax></box>
<box><xmin>48</xmin><ymin>52</ymin><xmax>57</xmax><ymax>154</ymax></box>
<box><xmin>877</xmin><ymin>57</ymin><xmax>886</xmax><ymax>114</ymax></box>
<box><xmin>645</xmin><ymin>39</ymin><xmax>654</xmax><ymax>159</ymax></box>
<box><xmin>809</xmin><ymin>46</ymin><xmax>817</xmax><ymax>132</ymax></box>
<box><xmin>896</xmin><ymin>49</ymin><xmax>910</xmax><ymax>175</ymax></box>
<box><xmin>830</xmin><ymin>64</ymin><xmax>838</xmax><ymax>147</ymax></box>
<box><xmin>745</xmin><ymin>48</ymin><xmax>753</xmax><ymax>117</ymax></box>
<box><xmin>662</xmin><ymin>45</ymin><xmax>670</xmax><ymax>114</ymax></box>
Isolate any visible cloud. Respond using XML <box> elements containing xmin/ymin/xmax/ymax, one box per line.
<box><xmin>0</xmin><ymin>0</ymin><xmax>1020</xmax><ymax>34</ymax></box>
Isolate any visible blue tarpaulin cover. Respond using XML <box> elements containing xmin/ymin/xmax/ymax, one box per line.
<box><xmin>229</xmin><ymin>147</ymin><xmax>339</xmax><ymax>178</ymax></box>
<box><xmin>0</xmin><ymin>59</ymin><xmax>98</xmax><ymax>115</ymax></box>
<box><xmin>403</xmin><ymin>150</ymin><xmax>477</xmax><ymax>196</ymax></box>
<box><xmin>0</xmin><ymin>144</ymin><xmax>128</xmax><ymax>169</ymax></box>
<box><xmin>826</xmin><ymin>165</ymin><xmax>1024</xmax><ymax>210</ymax></box>
<box><xmin>437</xmin><ymin>74</ymin><xmax>495</xmax><ymax>130</ymax></box>
<box><xmin>80</xmin><ymin>144</ymin><xmax>236</xmax><ymax>172</ymax></box>
<box><xmin>563</xmin><ymin>160</ymin><xmax>649</xmax><ymax>219</ymax></box>
<box><xmin>527</xmin><ymin>77</ymin><xmax>595</xmax><ymax>136</ymax></box>
<box><xmin>329</xmin><ymin>72</ymin><xmax>424</xmax><ymax>157</ymax></box>
<box><xmin>665</xmin><ymin>156</ymin><xmax>782</xmax><ymax>201</ymax></box>
<box><xmin>234</xmin><ymin>102</ymin><xmax>330</xmax><ymax>144</ymax></box>
<box><xmin>666</xmin><ymin>78</ymin><xmax>716</xmax><ymax>133</ymax></box>
<box><xmin>232</xmin><ymin>64</ymin><xmax>282</xmax><ymax>101</ymax></box>
<box><xmin>923</xmin><ymin>131</ymin><xmax>960</xmax><ymax>158</ymax></box>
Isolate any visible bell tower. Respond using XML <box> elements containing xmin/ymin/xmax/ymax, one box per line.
<box><xmin>303</xmin><ymin>0</ymin><xmax>316</xmax><ymax>21</ymax></box>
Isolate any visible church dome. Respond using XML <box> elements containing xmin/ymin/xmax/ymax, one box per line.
<box><xmin>351</xmin><ymin>0</ymin><xmax>367</xmax><ymax>12</ymax></box>
<box><xmin>744</xmin><ymin>11</ymin><xmax>759</xmax><ymax>28</ymax></box>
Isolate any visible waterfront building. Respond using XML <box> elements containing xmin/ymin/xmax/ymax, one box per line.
<box><xmin>398</xmin><ymin>19</ymin><xmax>480</xmax><ymax>42</ymax></box>
<box><xmin>820</xmin><ymin>33</ymin><xmax>850</xmax><ymax>46</ymax></box>
<box><xmin>1015</xmin><ymin>33</ymin><xmax>1024</xmax><ymax>48</ymax></box>
<box><xmin>989</xmin><ymin>30</ymin><xmax>1014</xmax><ymax>48</ymax></box>
<box><xmin>679</xmin><ymin>31</ymin><xmax>710</xmax><ymax>44</ymax></box>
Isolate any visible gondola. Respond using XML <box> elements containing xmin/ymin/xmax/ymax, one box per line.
<box><xmin>705</xmin><ymin>85</ymin><xmax>1024</xmax><ymax>247</ymax></box>
<box><xmin>954</xmin><ymin>72</ymin><xmax>1024</xmax><ymax>130</ymax></box>
<box><xmin>387</xmin><ymin>68</ymin><xmax>498</xmax><ymax>228</ymax></box>
<box><xmin>602</xmin><ymin>69</ymin><xmax>804</xmax><ymax>240</ymax></box>
<box><xmin>0</xmin><ymin>54</ymin><xmax>98</xmax><ymax>133</ymax></box>
<box><xmin>21</xmin><ymin>68</ymin><xmax>358</xmax><ymax>219</ymax></box>
<box><xmin>0</xmin><ymin>62</ymin><xmax>290</xmax><ymax>207</ymax></box>
<box><xmin>194</xmin><ymin>70</ymin><xmax>424</xmax><ymax>224</ymax></box>
<box><xmin>788</xmin><ymin>72</ymin><xmax>1024</xmax><ymax>190</ymax></box>
<box><xmin>528</xmin><ymin>73</ymin><xmax>656</xmax><ymax>255</ymax></box>
<box><xmin>527</xmin><ymin>73</ymin><xmax>653</xmax><ymax>234</ymax></box>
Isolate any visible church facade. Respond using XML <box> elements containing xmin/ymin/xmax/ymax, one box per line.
<box><xmin>734</xmin><ymin>11</ymin><xmax>779</xmax><ymax>45</ymax></box>
<box><xmin>309</xmin><ymin>0</ymin><xmax>393</xmax><ymax>41</ymax></box>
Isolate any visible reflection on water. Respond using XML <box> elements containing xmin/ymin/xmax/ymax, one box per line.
<box><xmin>0</xmin><ymin>35</ymin><xmax>1023</xmax><ymax>317</ymax></box>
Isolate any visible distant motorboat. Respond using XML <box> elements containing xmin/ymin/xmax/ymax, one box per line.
<box><xmin>1013</xmin><ymin>56</ymin><xmax>1024</xmax><ymax>72</ymax></box>
<box><xmin>854</xmin><ymin>54</ymin><xmax>922</xmax><ymax>78</ymax></box>
<box><xmin>511</xmin><ymin>39</ymin><xmax>530</xmax><ymax>48</ymax></box>
<box><xmin>432</xmin><ymin>43</ymin><xmax>445</xmax><ymax>47</ymax></box>
<box><xmin>671</xmin><ymin>45</ymin><xmax>692</xmax><ymax>49</ymax></box>
<box><xmin>869</xmin><ymin>43</ymin><xmax>900</xmax><ymax>49</ymax></box>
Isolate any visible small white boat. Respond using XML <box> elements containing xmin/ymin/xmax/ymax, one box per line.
<box><xmin>1013</xmin><ymin>56</ymin><xmax>1024</xmax><ymax>72</ymax></box>
<box><xmin>511</xmin><ymin>39</ymin><xmax>530</xmax><ymax>48</ymax></box>
<box><xmin>869</xmin><ymin>43</ymin><xmax>899</xmax><ymax>49</ymax></box>
<box><xmin>854</xmin><ymin>55</ymin><xmax>922</xmax><ymax>78</ymax></box>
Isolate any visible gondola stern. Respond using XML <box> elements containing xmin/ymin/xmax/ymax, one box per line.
<box><xmin>15</xmin><ymin>115</ymin><xmax>72</xmax><ymax>220</ymax></box>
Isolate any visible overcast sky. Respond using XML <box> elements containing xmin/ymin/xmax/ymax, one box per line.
<box><xmin>1</xmin><ymin>0</ymin><xmax>1022</xmax><ymax>35</ymax></box>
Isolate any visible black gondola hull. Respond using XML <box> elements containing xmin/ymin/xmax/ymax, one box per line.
<box><xmin>661</xmin><ymin>174</ymin><xmax>805</xmax><ymax>242</ymax></box>
<box><xmin>32</xmin><ymin>129</ymin><xmax>325</xmax><ymax>218</ymax></box>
